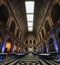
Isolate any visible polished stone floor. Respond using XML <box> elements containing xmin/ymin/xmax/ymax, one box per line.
<box><xmin>0</xmin><ymin>53</ymin><xmax>60</xmax><ymax>65</ymax></box>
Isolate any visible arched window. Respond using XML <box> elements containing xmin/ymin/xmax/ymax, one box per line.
<box><xmin>41</xmin><ymin>29</ymin><xmax>44</xmax><ymax>37</ymax></box>
<box><xmin>33</xmin><ymin>40</ymin><xmax>36</xmax><ymax>44</ymax></box>
<box><xmin>0</xmin><ymin>4</ymin><xmax>9</xmax><ymax>26</ymax></box>
<box><xmin>10</xmin><ymin>21</ymin><xmax>15</xmax><ymax>34</ymax></box>
<box><xmin>16</xmin><ymin>29</ymin><xmax>19</xmax><ymax>38</ymax></box>
<box><xmin>26</xmin><ymin>40</ymin><xmax>28</xmax><ymax>45</ymax></box>
<box><xmin>45</xmin><ymin>20</ymin><xmax>50</xmax><ymax>33</ymax></box>
<box><xmin>51</xmin><ymin>3</ymin><xmax>60</xmax><ymax>23</ymax></box>
<box><xmin>30</xmin><ymin>40</ymin><xmax>32</xmax><ymax>43</ymax></box>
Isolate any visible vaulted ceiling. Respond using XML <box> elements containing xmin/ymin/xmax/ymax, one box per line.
<box><xmin>8</xmin><ymin>0</ymin><xmax>50</xmax><ymax>36</ymax></box>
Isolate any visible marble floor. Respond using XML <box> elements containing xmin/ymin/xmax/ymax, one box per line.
<box><xmin>0</xmin><ymin>53</ymin><xmax>60</xmax><ymax>65</ymax></box>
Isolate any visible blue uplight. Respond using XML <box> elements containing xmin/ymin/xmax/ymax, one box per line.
<box><xmin>46</xmin><ymin>45</ymin><xmax>48</xmax><ymax>53</ymax></box>
<box><xmin>53</xmin><ymin>38</ymin><xmax>58</xmax><ymax>52</ymax></box>
<box><xmin>2</xmin><ymin>39</ymin><xmax>6</xmax><ymax>53</ymax></box>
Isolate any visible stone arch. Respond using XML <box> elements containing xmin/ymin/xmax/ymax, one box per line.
<box><xmin>0</xmin><ymin>4</ymin><xmax>9</xmax><ymax>26</ymax></box>
<box><xmin>51</xmin><ymin>3</ymin><xmax>60</xmax><ymax>23</ymax></box>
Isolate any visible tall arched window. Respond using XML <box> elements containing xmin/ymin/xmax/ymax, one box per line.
<box><xmin>45</xmin><ymin>20</ymin><xmax>50</xmax><ymax>33</ymax></box>
<box><xmin>51</xmin><ymin>3</ymin><xmax>60</xmax><ymax>23</ymax></box>
<box><xmin>10</xmin><ymin>21</ymin><xmax>15</xmax><ymax>34</ymax></box>
<box><xmin>26</xmin><ymin>40</ymin><xmax>28</xmax><ymax>45</ymax></box>
<box><xmin>0</xmin><ymin>4</ymin><xmax>9</xmax><ymax>26</ymax></box>
<box><xmin>33</xmin><ymin>40</ymin><xmax>36</xmax><ymax>45</ymax></box>
<box><xmin>16</xmin><ymin>29</ymin><xmax>19</xmax><ymax>38</ymax></box>
<box><xmin>41</xmin><ymin>29</ymin><xmax>44</xmax><ymax>38</ymax></box>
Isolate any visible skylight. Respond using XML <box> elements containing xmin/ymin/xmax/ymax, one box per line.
<box><xmin>28</xmin><ymin>27</ymin><xmax>33</xmax><ymax>31</ymax></box>
<box><xmin>28</xmin><ymin>22</ymin><xmax>33</xmax><ymax>27</ymax></box>
<box><xmin>25</xmin><ymin>1</ymin><xmax>34</xmax><ymax>13</ymax></box>
<box><xmin>27</xmin><ymin>14</ymin><xmax>34</xmax><ymax>21</ymax></box>
<box><xmin>25</xmin><ymin>1</ymin><xmax>35</xmax><ymax>32</ymax></box>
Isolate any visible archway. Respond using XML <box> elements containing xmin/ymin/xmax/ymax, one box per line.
<box><xmin>51</xmin><ymin>3</ymin><xmax>60</xmax><ymax>23</ymax></box>
<box><xmin>0</xmin><ymin>4</ymin><xmax>9</xmax><ymax>26</ymax></box>
<box><xmin>48</xmin><ymin>38</ymin><xmax>55</xmax><ymax>52</ymax></box>
<box><xmin>43</xmin><ymin>42</ymin><xmax>47</xmax><ymax>53</ymax></box>
<box><xmin>5</xmin><ymin>39</ymin><xmax>12</xmax><ymax>53</ymax></box>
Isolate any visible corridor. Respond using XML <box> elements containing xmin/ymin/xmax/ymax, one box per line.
<box><xmin>0</xmin><ymin>0</ymin><xmax>60</xmax><ymax>65</ymax></box>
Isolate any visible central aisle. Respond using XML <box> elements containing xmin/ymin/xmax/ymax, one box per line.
<box><xmin>20</xmin><ymin>52</ymin><xmax>39</xmax><ymax>61</ymax></box>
